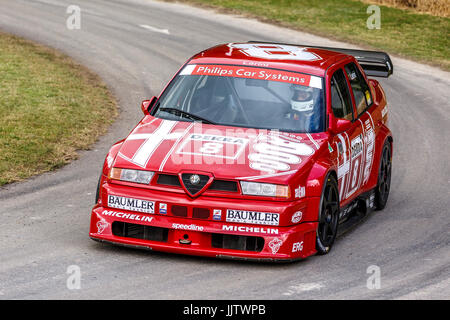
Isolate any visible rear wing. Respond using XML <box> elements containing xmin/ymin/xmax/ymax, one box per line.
<box><xmin>247</xmin><ymin>41</ymin><xmax>393</xmax><ymax>78</ymax></box>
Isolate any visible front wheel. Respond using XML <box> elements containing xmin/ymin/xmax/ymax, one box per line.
<box><xmin>316</xmin><ymin>175</ymin><xmax>340</xmax><ymax>255</ymax></box>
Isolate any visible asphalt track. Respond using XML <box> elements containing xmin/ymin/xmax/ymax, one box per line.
<box><xmin>0</xmin><ymin>0</ymin><xmax>449</xmax><ymax>299</ymax></box>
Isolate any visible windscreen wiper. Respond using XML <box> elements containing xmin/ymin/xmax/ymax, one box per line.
<box><xmin>158</xmin><ymin>107</ymin><xmax>216</xmax><ymax>125</ymax></box>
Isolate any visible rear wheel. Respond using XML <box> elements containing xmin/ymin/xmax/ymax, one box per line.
<box><xmin>316</xmin><ymin>175</ymin><xmax>340</xmax><ymax>255</ymax></box>
<box><xmin>375</xmin><ymin>141</ymin><xmax>392</xmax><ymax>210</ymax></box>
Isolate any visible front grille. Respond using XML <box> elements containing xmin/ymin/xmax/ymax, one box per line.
<box><xmin>211</xmin><ymin>234</ymin><xmax>264</xmax><ymax>252</ymax></box>
<box><xmin>157</xmin><ymin>174</ymin><xmax>181</xmax><ymax>187</ymax></box>
<box><xmin>181</xmin><ymin>173</ymin><xmax>210</xmax><ymax>196</ymax></box>
<box><xmin>209</xmin><ymin>180</ymin><xmax>238</xmax><ymax>192</ymax></box>
<box><xmin>157</xmin><ymin>173</ymin><xmax>239</xmax><ymax>194</ymax></box>
<box><xmin>112</xmin><ymin>222</ymin><xmax>168</xmax><ymax>242</ymax></box>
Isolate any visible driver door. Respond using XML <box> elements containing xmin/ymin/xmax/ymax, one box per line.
<box><xmin>329</xmin><ymin>68</ymin><xmax>364</xmax><ymax>205</ymax></box>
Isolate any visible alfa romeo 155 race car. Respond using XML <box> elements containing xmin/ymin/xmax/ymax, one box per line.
<box><xmin>89</xmin><ymin>42</ymin><xmax>393</xmax><ymax>261</ymax></box>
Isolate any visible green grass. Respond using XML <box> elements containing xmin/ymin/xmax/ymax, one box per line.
<box><xmin>171</xmin><ymin>0</ymin><xmax>450</xmax><ymax>70</ymax></box>
<box><xmin>0</xmin><ymin>32</ymin><xmax>117</xmax><ymax>186</ymax></box>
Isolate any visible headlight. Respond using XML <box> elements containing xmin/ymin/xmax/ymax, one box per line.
<box><xmin>240</xmin><ymin>181</ymin><xmax>290</xmax><ymax>198</ymax></box>
<box><xmin>109</xmin><ymin>168</ymin><xmax>154</xmax><ymax>184</ymax></box>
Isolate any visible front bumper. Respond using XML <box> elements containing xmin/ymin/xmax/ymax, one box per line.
<box><xmin>89</xmin><ymin>181</ymin><xmax>320</xmax><ymax>261</ymax></box>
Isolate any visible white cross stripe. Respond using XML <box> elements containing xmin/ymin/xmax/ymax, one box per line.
<box><xmin>158</xmin><ymin>122</ymin><xmax>194</xmax><ymax>171</ymax></box>
<box><xmin>130</xmin><ymin>120</ymin><xmax>179</xmax><ymax>167</ymax></box>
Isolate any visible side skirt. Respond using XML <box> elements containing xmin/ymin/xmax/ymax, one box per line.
<box><xmin>337</xmin><ymin>189</ymin><xmax>376</xmax><ymax>237</ymax></box>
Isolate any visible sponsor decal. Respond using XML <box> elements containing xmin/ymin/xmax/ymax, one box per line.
<box><xmin>339</xmin><ymin>201</ymin><xmax>358</xmax><ymax>220</ymax></box>
<box><xmin>213</xmin><ymin>209</ymin><xmax>222</xmax><ymax>221</ymax></box>
<box><xmin>248</xmin><ymin>134</ymin><xmax>314</xmax><ymax>174</ymax></box>
<box><xmin>295</xmin><ymin>186</ymin><xmax>305</xmax><ymax>199</ymax></box>
<box><xmin>96</xmin><ymin>219</ymin><xmax>109</xmax><ymax>234</ymax></box>
<box><xmin>291</xmin><ymin>211</ymin><xmax>303</xmax><ymax>224</ymax></box>
<box><xmin>185</xmin><ymin>64</ymin><xmax>314</xmax><ymax>87</ymax></box>
<box><xmin>172</xmin><ymin>223</ymin><xmax>204</xmax><ymax>232</ymax></box>
<box><xmin>351</xmin><ymin>135</ymin><xmax>363</xmax><ymax>159</ymax></box>
<box><xmin>337</xmin><ymin>142</ymin><xmax>343</xmax><ymax>154</ymax></box>
<box><xmin>268</xmin><ymin>238</ymin><xmax>283</xmax><ymax>254</ymax></box>
<box><xmin>108</xmin><ymin>195</ymin><xmax>155</xmax><ymax>214</ymax></box>
<box><xmin>101</xmin><ymin>210</ymin><xmax>153</xmax><ymax>222</ymax></box>
<box><xmin>222</xmin><ymin>225</ymin><xmax>279</xmax><ymax>235</ymax></box>
<box><xmin>292</xmin><ymin>241</ymin><xmax>304</xmax><ymax>253</ymax></box>
<box><xmin>159</xmin><ymin>203</ymin><xmax>167</xmax><ymax>214</ymax></box>
<box><xmin>226</xmin><ymin>209</ymin><xmax>279</xmax><ymax>226</ymax></box>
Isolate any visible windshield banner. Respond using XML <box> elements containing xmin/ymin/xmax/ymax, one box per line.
<box><xmin>180</xmin><ymin>64</ymin><xmax>322</xmax><ymax>89</ymax></box>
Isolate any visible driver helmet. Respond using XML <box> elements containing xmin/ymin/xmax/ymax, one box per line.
<box><xmin>290</xmin><ymin>85</ymin><xmax>314</xmax><ymax>115</ymax></box>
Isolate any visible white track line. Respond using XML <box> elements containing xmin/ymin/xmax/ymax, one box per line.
<box><xmin>139</xmin><ymin>24</ymin><xmax>170</xmax><ymax>35</ymax></box>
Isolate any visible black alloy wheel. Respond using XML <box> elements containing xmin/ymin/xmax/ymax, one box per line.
<box><xmin>375</xmin><ymin>141</ymin><xmax>392</xmax><ymax>210</ymax></box>
<box><xmin>316</xmin><ymin>175</ymin><xmax>340</xmax><ymax>255</ymax></box>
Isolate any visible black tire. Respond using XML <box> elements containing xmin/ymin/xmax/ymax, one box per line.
<box><xmin>375</xmin><ymin>140</ymin><xmax>392</xmax><ymax>210</ymax></box>
<box><xmin>316</xmin><ymin>174</ymin><xmax>340</xmax><ymax>255</ymax></box>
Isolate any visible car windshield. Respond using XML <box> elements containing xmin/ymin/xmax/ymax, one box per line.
<box><xmin>152</xmin><ymin>64</ymin><xmax>325</xmax><ymax>133</ymax></box>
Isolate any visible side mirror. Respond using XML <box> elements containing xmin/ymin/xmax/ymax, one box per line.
<box><xmin>141</xmin><ymin>96</ymin><xmax>157</xmax><ymax>115</ymax></box>
<box><xmin>329</xmin><ymin>116</ymin><xmax>352</xmax><ymax>134</ymax></box>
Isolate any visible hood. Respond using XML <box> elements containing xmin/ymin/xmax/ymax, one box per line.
<box><xmin>113</xmin><ymin>117</ymin><xmax>327</xmax><ymax>184</ymax></box>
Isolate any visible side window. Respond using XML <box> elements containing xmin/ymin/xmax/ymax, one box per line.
<box><xmin>330</xmin><ymin>69</ymin><xmax>353</xmax><ymax>121</ymax></box>
<box><xmin>344</xmin><ymin>63</ymin><xmax>372</xmax><ymax>116</ymax></box>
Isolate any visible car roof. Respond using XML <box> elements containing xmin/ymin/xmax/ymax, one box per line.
<box><xmin>188</xmin><ymin>42</ymin><xmax>351</xmax><ymax>77</ymax></box>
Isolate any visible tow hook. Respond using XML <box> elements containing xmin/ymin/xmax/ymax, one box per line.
<box><xmin>179</xmin><ymin>234</ymin><xmax>191</xmax><ymax>245</ymax></box>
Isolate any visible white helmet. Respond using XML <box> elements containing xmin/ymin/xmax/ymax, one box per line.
<box><xmin>290</xmin><ymin>85</ymin><xmax>314</xmax><ymax>114</ymax></box>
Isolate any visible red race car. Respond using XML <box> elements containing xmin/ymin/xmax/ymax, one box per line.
<box><xmin>89</xmin><ymin>42</ymin><xmax>393</xmax><ymax>261</ymax></box>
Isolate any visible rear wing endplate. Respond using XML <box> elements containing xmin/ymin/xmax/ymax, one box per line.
<box><xmin>247</xmin><ymin>41</ymin><xmax>394</xmax><ymax>78</ymax></box>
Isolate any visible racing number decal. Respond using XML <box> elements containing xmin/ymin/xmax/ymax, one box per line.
<box><xmin>337</xmin><ymin>134</ymin><xmax>350</xmax><ymax>200</ymax></box>
<box><xmin>198</xmin><ymin>142</ymin><xmax>224</xmax><ymax>155</ymax></box>
<box><xmin>362</xmin><ymin>116</ymin><xmax>376</xmax><ymax>184</ymax></box>
<box><xmin>176</xmin><ymin>134</ymin><xmax>248</xmax><ymax>160</ymax></box>
<box><xmin>230</xmin><ymin>43</ymin><xmax>322</xmax><ymax>61</ymax></box>
<box><xmin>347</xmin><ymin>134</ymin><xmax>364</xmax><ymax>197</ymax></box>
<box><xmin>351</xmin><ymin>159</ymin><xmax>360</xmax><ymax>189</ymax></box>
<box><xmin>337</xmin><ymin>116</ymin><xmax>376</xmax><ymax>200</ymax></box>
